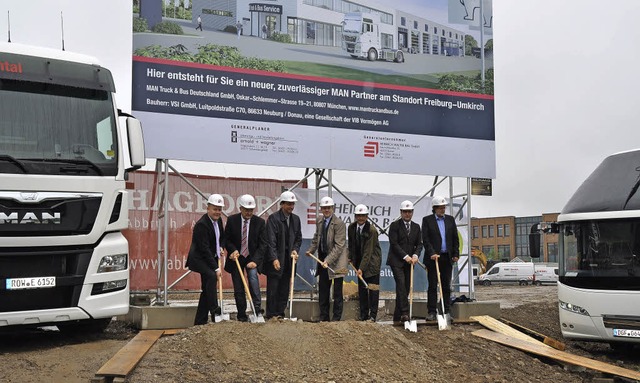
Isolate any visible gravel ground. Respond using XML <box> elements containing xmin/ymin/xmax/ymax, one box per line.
<box><xmin>1</xmin><ymin>285</ymin><xmax>638</xmax><ymax>383</ymax></box>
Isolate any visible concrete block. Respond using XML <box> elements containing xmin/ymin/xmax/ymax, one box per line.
<box><xmin>119</xmin><ymin>305</ymin><xmax>197</xmax><ymax>330</ymax></box>
<box><xmin>450</xmin><ymin>301</ymin><xmax>500</xmax><ymax>320</ymax></box>
<box><xmin>384</xmin><ymin>299</ymin><xmax>429</xmax><ymax>318</ymax></box>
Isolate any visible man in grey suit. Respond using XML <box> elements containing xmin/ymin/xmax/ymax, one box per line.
<box><xmin>306</xmin><ymin>196</ymin><xmax>348</xmax><ymax>321</ymax></box>
<box><xmin>387</xmin><ymin>200</ymin><xmax>423</xmax><ymax>324</ymax></box>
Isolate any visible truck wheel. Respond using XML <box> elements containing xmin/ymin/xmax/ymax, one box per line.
<box><xmin>482</xmin><ymin>280</ymin><xmax>491</xmax><ymax>286</ymax></box>
<box><xmin>394</xmin><ymin>51</ymin><xmax>404</xmax><ymax>63</ymax></box>
<box><xmin>519</xmin><ymin>280</ymin><xmax>528</xmax><ymax>286</ymax></box>
<box><xmin>534</xmin><ymin>281</ymin><xmax>542</xmax><ymax>286</ymax></box>
<box><xmin>367</xmin><ymin>48</ymin><xmax>377</xmax><ymax>61</ymax></box>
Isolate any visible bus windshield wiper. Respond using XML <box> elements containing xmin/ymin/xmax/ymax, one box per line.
<box><xmin>622</xmin><ymin>166</ymin><xmax>640</xmax><ymax>209</ymax></box>
<box><xmin>39</xmin><ymin>158</ymin><xmax>105</xmax><ymax>176</ymax></box>
<box><xmin>0</xmin><ymin>154</ymin><xmax>28</xmax><ymax>173</ymax></box>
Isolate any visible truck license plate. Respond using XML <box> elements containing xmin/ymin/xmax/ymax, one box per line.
<box><xmin>6</xmin><ymin>277</ymin><xmax>56</xmax><ymax>290</ymax></box>
<box><xmin>613</xmin><ymin>329</ymin><xmax>640</xmax><ymax>338</ymax></box>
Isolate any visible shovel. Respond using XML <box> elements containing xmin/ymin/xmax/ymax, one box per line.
<box><xmin>404</xmin><ymin>263</ymin><xmax>417</xmax><ymax>332</ymax></box>
<box><xmin>348</xmin><ymin>262</ymin><xmax>379</xmax><ymax>290</ymax></box>
<box><xmin>234</xmin><ymin>257</ymin><xmax>265</xmax><ymax>323</ymax></box>
<box><xmin>215</xmin><ymin>274</ymin><xmax>230</xmax><ymax>322</ymax></box>
<box><xmin>435</xmin><ymin>259</ymin><xmax>451</xmax><ymax>330</ymax></box>
<box><xmin>285</xmin><ymin>255</ymin><xmax>297</xmax><ymax>321</ymax></box>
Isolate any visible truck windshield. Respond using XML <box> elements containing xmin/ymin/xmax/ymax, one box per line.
<box><xmin>343</xmin><ymin>19</ymin><xmax>362</xmax><ymax>33</ymax></box>
<box><xmin>0</xmin><ymin>79</ymin><xmax>117</xmax><ymax>176</ymax></box>
<box><xmin>561</xmin><ymin>219</ymin><xmax>640</xmax><ymax>290</ymax></box>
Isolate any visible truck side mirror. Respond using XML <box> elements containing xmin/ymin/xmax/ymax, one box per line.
<box><xmin>529</xmin><ymin>223</ymin><xmax>541</xmax><ymax>258</ymax></box>
<box><xmin>126</xmin><ymin>117</ymin><xmax>146</xmax><ymax>169</ymax></box>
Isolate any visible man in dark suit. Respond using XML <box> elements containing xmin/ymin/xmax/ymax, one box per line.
<box><xmin>224</xmin><ymin>194</ymin><xmax>267</xmax><ymax>321</ymax></box>
<box><xmin>186</xmin><ymin>193</ymin><xmax>226</xmax><ymax>325</ymax></box>
<box><xmin>264</xmin><ymin>191</ymin><xmax>302</xmax><ymax>319</ymax></box>
<box><xmin>422</xmin><ymin>196</ymin><xmax>459</xmax><ymax>320</ymax></box>
<box><xmin>387</xmin><ymin>200</ymin><xmax>423</xmax><ymax>324</ymax></box>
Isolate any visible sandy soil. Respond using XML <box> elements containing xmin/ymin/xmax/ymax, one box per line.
<box><xmin>1</xmin><ymin>285</ymin><xmax>638</xmax><ymax>383</ymax></box>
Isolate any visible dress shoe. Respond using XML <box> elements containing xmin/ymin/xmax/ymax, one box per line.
<box><xmin>426</xmin><ymin>312</ymin><xmax>437</xmax><ymax>321</ymax></box>
<box><xmin>237</xmin><ymin>316</ymin><xmax>249</xmax><ymax>322</ymax></box>
<box><xmin>400</xmin><ymin>315</ymin><xmax>410</xmax><ymax>322</ymax></box>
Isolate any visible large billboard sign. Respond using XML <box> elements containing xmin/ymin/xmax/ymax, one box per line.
<box><xmin>133</xmin><ymin>0</ymin><xmax>495</xmax><ymax>177</ymax></box>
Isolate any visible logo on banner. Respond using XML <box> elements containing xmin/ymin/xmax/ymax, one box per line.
<box><xmin>231</xmin><ymin>131</ymin><xmax>238</xmax><ymax>143</ymax></box>
<box><xmin>307</xmin><ymin>203</ymin><xmax>317</xmax><ymax>225</ymax></box>
<box><xmin>364</xmin><ymin>141</ymin><xmax>379</xmax><ymax>157</ymax></box>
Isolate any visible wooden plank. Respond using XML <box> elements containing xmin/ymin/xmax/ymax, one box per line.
<box><xmin>472</xmin><ymin>329</ymin><xmax>640</xmax><ymax>381</ymax></box>
<box><xmin>471</xmin><ymin>315</ymin><xmax>549</xmax><ymax>347</ymax></box>
<box><xmin>161</xmin><ymin>329</ymin><xmax>185</xmax><ymax>336</ymax></box>
<box><xmin>499</xmin><ymin>318</ymin><xmax>566</xmax><ymax>351</ymax></box>
<box><xmin>95</xmin><ymin>330</ymin><xmax>164</xmax><ymax>378</ymax></box>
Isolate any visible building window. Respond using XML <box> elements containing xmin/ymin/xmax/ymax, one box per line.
<box><xmin>505</xmin><ymin>224</ymin><xmax>510</xmax><ymax>237</ymax></box>
<box><xmin>482</xmin><ymin>246</ymin><xmax>495</xmax><ymax>259</ymax></box>
<box><xmin>434</xmin><ymin>27</ymin><xmax>437</xmax><ymax>34</ymax></box>
<box><xmin>547</xmin><ymin>243</ymin><xmax>558</xmax><ymax>263</ymax></box>
<box><xmin>498</xmin><ymin>245</ymin><xmax>511</xmax><ymax>259</ymax></box>
<box><xmin>456</xmin><ymin>33</ymin><xmax>458</xmax><ymax>39</ymax></box>
<box><xmin>401</xmin><ymin>17</ymin><xmax>406</xmax><ymax>26</ymax></box>
<box><xmin>482</xmin><ymin>225</ymin><xmax>488</xmax><ymax>238</ymax></box>
<box><xmin>425</xmin><ymin>24</ymin><xmax>429</xmax><ymax>32</ymax></box>
<box><xmin>488</xmin><ymin>225</ymin><xmax>494</xmax><ymax>238</ymax></box>
<box><xmin>413</xmin><ymin>20</ymin><xmax>418</xmax><ymax>29</ymax></box>
<box><xmin>442</xmin><ymin>29</ymin><xmax>445</xmax><ymax>36</ymax></box>
<box><xmin>473</xmin><ymin>226</ymin><xmax>479</xmax><ymax>239</ymax></box>
<box><xmin>497</xmin><ymin>224</ymin><xmax>503</xmax><ymax>237</ymax></box>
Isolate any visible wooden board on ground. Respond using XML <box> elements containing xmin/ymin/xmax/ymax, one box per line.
<box><xmin>499</xmin><ymin>318</ymin><xmax>566</xmax><ymax>351</ymax></box>
<box><xmin>162</xmin><ymin>329</ymin><xmax>185</xmax><ymax>336</ymax></box>
<box><xmin>470</xmin><ymin>315</ymin><xmax>548</xmax><ymax>347</ymax></box>
<box><xmin>95</xmin><ymin>329</ymin><xmax>164</xmax><ymax>378</ymax></box>
<box><xmin>472</xmin><ymin>329</ymin><xmax>640</xmax><ymax>381</ymax></box>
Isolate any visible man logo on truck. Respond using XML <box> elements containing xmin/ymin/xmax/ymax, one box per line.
<box><xmin>0</xmin><ymin>212</ymin><xmax>61</xmax><ymax>224</ymax></box>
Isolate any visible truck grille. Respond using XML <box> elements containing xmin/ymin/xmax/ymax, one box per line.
<box><xmin>0</xmin><ymin>246</ymin><xmax>92</xmax><ymax>313</ymax></box>
<box><xmin>0</xmin><ymin>195</ymin><xmax>100</xmax><ymax>236</ymax></box>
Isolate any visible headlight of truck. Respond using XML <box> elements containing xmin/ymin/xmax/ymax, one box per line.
<box><xmin>559</xmin><ymin>300</ymin><xmax>590</xmax><ymax>316</ymax></box>
<box><xmin>98</xmin><ymin>254</ymin><xmax>128</xmax><ymax>273</ymax></box>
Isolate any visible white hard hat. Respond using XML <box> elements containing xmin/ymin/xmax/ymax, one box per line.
<box><xmin>354</xmin><ymin>204</ymin><xmax>369</xmax><ymax>215</ymax></box>
<box><xmin>207</xmin><ymin>193</ymin><xmax>225</xmax><ymax>207</ymax></box>
<box><xmin>319</xmin><ymin>196</ymin><xmax>334</xmax><ymax>207</ymax></box>
<box><xmin>238</xmin><ymin>194</ymin><xmax>256</xmax><ymax>209</ymax></box>
<box><xmin>400</xmin><ymin>200</ymin><xmax>414</xmax><ymax>210</ymax></box>
<box><xmin>432</xmin><ymin>196</ymin><xmax>447</xmax><ymax>207</ymax></box>
<box><xmin>280</xmin><ymin>190</ymin><xmax>298</xmax><ymax>203</ymax></box>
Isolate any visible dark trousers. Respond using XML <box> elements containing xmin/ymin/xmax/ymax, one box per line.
<box><xmin>318</xmin><ymin>268</ymin><xmax>343</xmax><ymax>321</ymax></box>
<box><xmin>426</xmin><ymin>255</ymin><xmax>453</xmax><ymax>314</ymax></box>
<box><xmin>358</xmin><ymin>274</ymin><xmax>380</xmax><ymax>320</ymax></box>
<box><xmin>391</xmin><ymin>264</ymin><xmax>411</xmax><ymax>321</ymax></box>
<box><xmin>190</xmin><ymin>258</ymin><xmax>219</xmax><ymax>325</ymax></box>
<box><xmin>266</xmin><ymin>265</ymin><xmax>293</xmax><ymax>318</ymax></box>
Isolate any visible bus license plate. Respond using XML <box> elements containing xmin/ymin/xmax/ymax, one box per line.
<box><xmin>6</xmin><ymin>277</ymin><xmax>56</xmax><ymax>290</ymax></box>
<box><xmin>613</xmin><ymin>329</ymin><xmax>640</xmax><ymax>338</ymax></box>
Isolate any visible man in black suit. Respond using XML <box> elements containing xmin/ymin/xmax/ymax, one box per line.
<box><xmin>264</xmin><ymin>190</ymin><xmax>302</xmax><ymax>319</ymax></box>
<box><xmin>224</xmin><ymin>194</ymin><xmax>267</xmax><ymax>321</ymax></box>
<box><xmin>422</xmin><ymin>196</ymin><xmax>459</xmax><ymax>320</ymax></box>
<box><xmin>387</xmin><ymin>200</ymin><xmax>423</xmax><ymax>324</ymax></box>
<box><xmin>186</xmin><ymin>193</ymin><xmax>226</xmax><ymax>325</ymax></box>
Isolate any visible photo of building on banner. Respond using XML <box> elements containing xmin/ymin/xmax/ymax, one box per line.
<box><xmin>132</xmin><ymin>0</ymin><xmax>495</xmax><ymax>178</ymax></box>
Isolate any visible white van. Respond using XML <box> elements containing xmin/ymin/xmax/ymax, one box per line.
<box><xmin>532</xmin><ymin>265</ymin><xmax>558</xmax><ymax>285</ymax></box>
<box><xmin>478</xmin><ymin>262</ymin><xmax>533</xmax><ymax>286</ymax></box>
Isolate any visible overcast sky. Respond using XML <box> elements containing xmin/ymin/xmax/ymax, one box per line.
<box><xmin>2</xmin><ymin>0</ymin><xmax>640</xmax><ymax>219</ymax></box>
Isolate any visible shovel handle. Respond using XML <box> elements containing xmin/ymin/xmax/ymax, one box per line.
<box><xmin>234</xmin><ymin>256</ymin><xmax>258</xmax><ymax>317</ymax></box>
<box><xmin>349</xmin><ymin>262</ymin><xmax>368</xmax><ymax>288</ymax></box>
<box><xmin>289</xmin><ymin>256</ymin><xmax>296</xmax><ymax>319</ymax></box>
<box><xmin>308</xmin><ymin>252</ymin><xmax>335</xmax><ymax>273</ymax></box>
<box><xmin>409</xmin><ymin>263</ymin><xmax>414</xmax><ymax>318</ymax></box>
<box><xmin>435</xmin><ymin>259</ymin><xmax>446</xmax><ymax>314</ymax></box>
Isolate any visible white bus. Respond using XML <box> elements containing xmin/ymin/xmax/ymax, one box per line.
<box><xmin>555</xmin><ymin>149</ymin><xmax>640</xmax><ymax>348</ymax></box>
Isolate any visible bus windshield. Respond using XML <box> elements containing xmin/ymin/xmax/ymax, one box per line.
<box><xmin>0</xmin><ymin>79</ymin><xmax>117</xmax><ymax>176</ymax></box>
<box><xmin>561</xmin><ymin>219</ymin><xmax>640</xmax><ymax>289</ymax></box>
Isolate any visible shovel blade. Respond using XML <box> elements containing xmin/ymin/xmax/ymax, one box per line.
<box><xmin>255</xmin><ymin>314</ymin><xmax>266</xmax><ymax>323</ymax></box>
<box><xmin>437</xmin><ymin>314</ymin><xmax>450</xmax><ymax>330</ymax></box>
<box><xmin>404</xmin><ymin>320</ymin><xmax>417</xmax><ymax>333</ymax></box>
